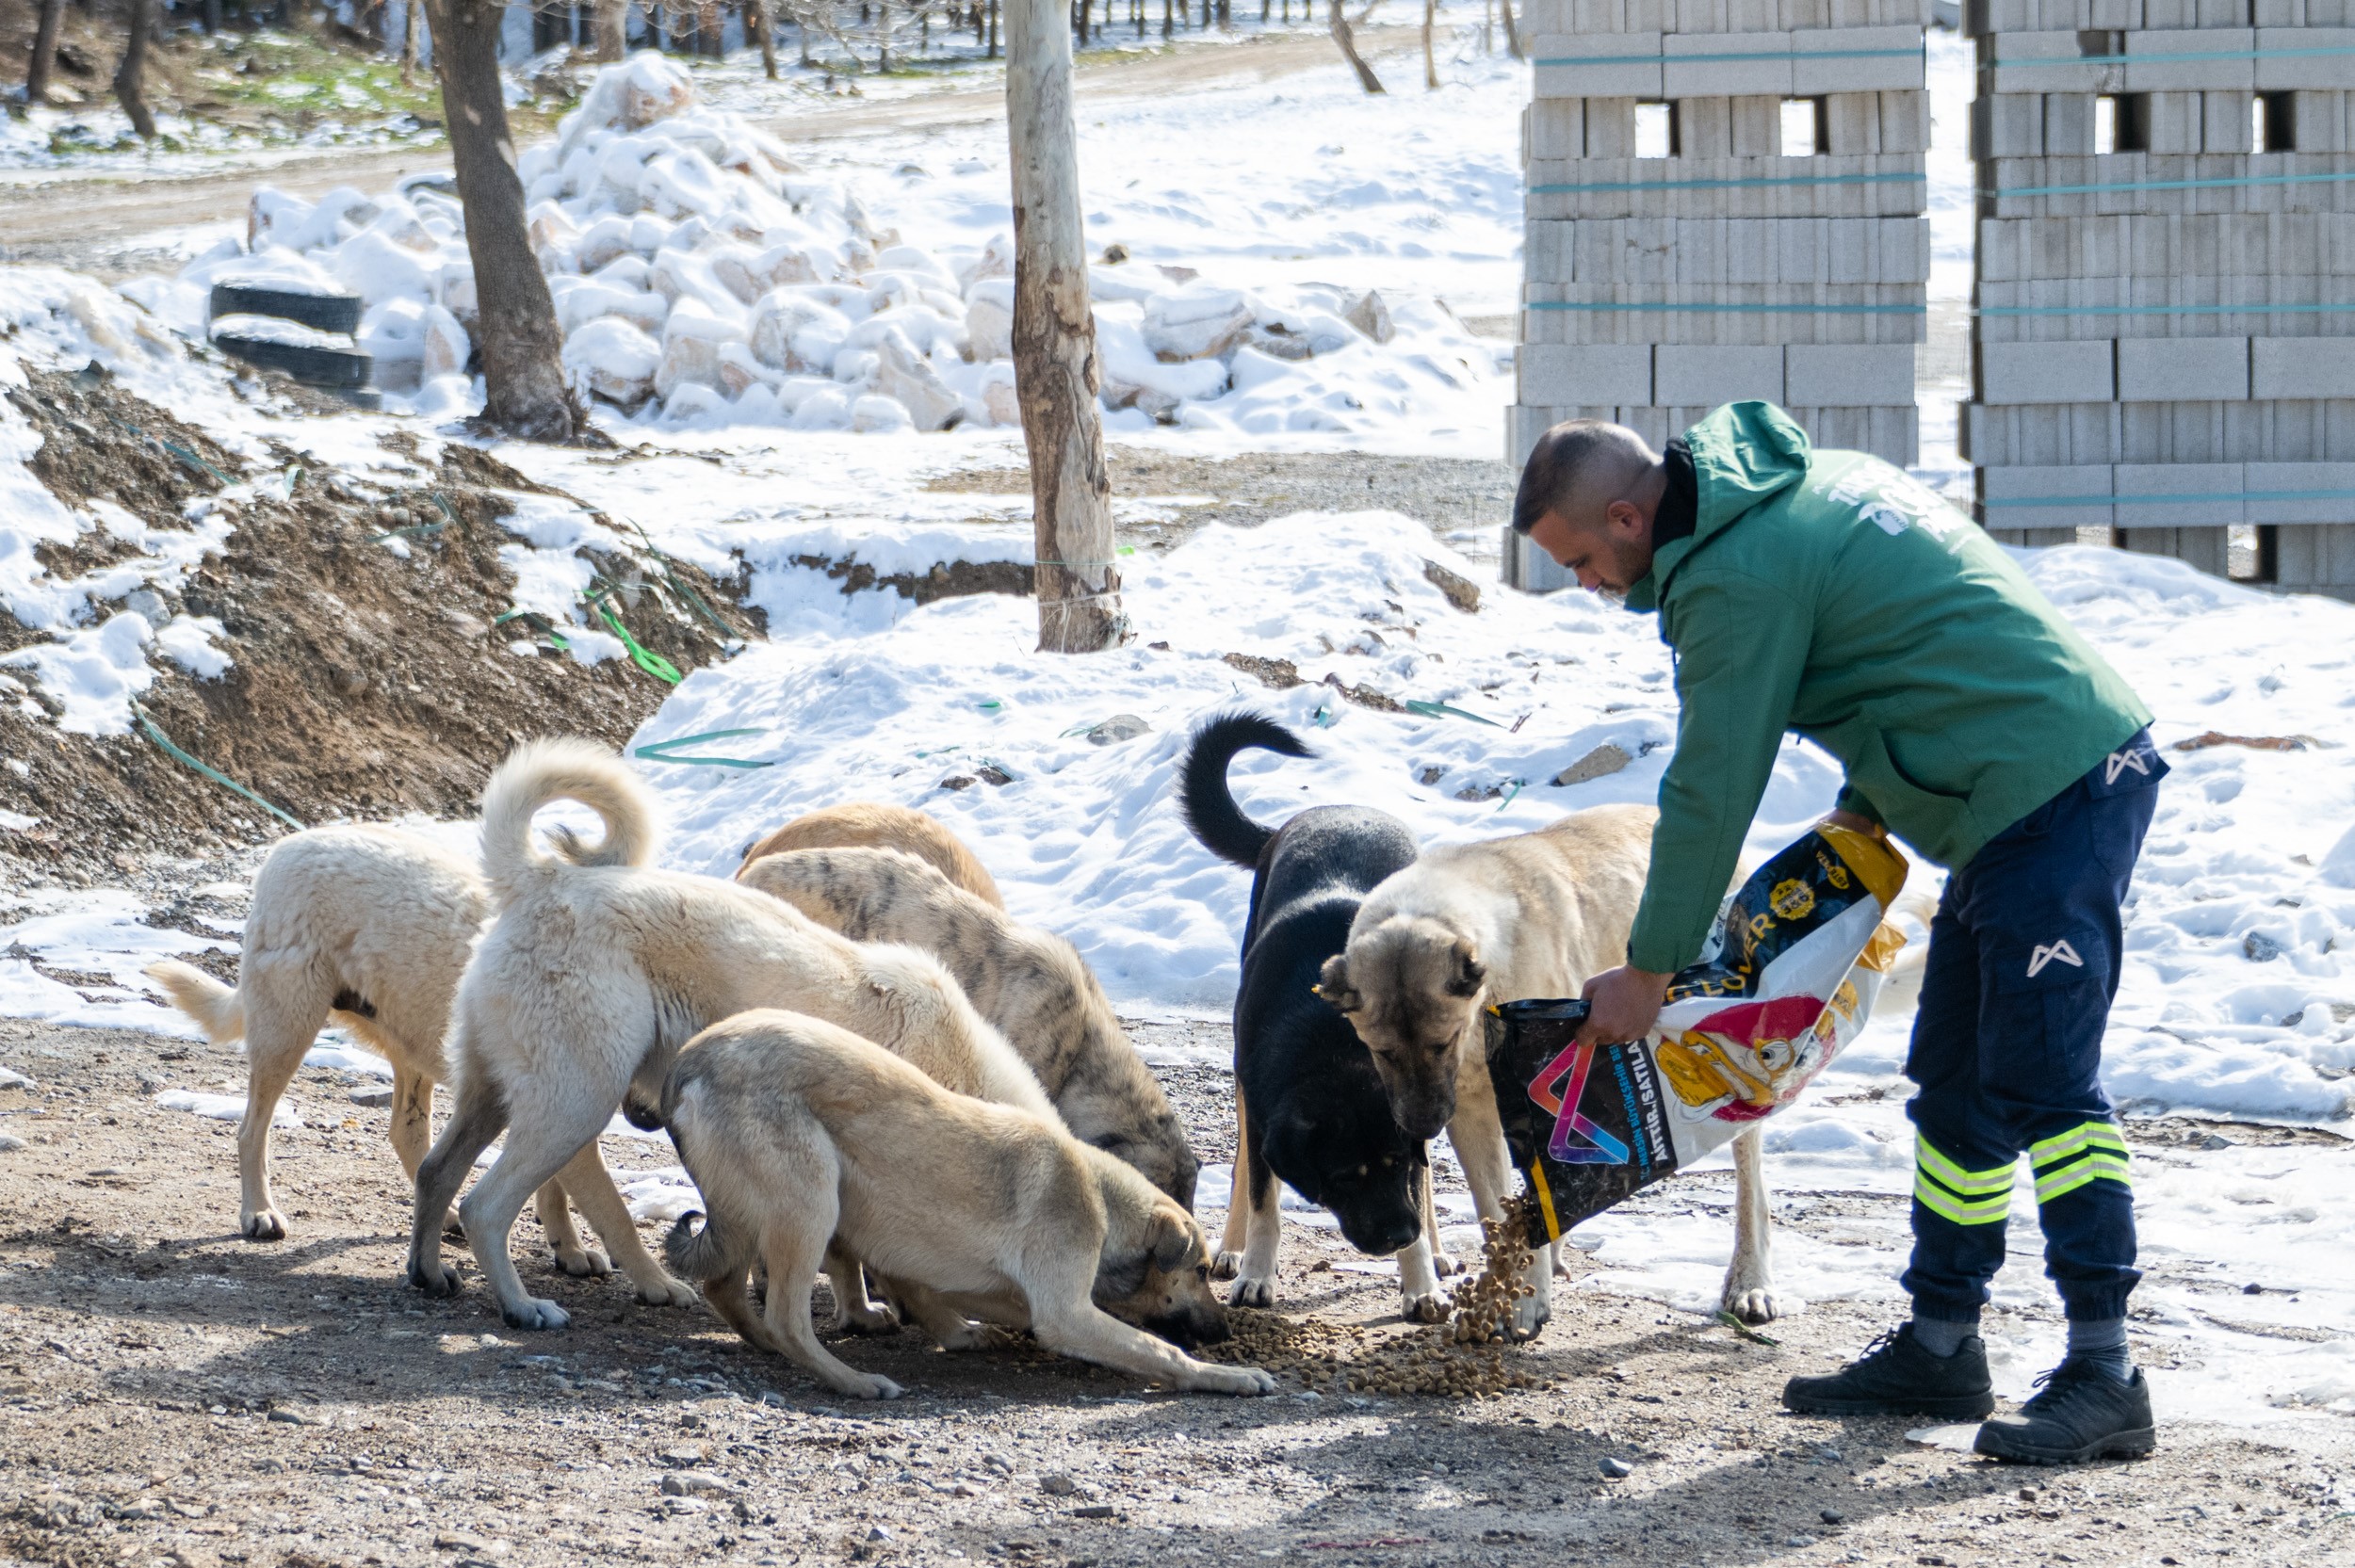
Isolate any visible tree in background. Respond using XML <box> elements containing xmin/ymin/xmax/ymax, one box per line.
<box><xmin>24</xmin><ymin>0</ymin><xmax>66</xmax><ymax>105</ymax></box>
<box><xmin>1004</xmin><ymin>0</ymin><xmax>1124</xmax><ymax>653</ymax></box>
<box><xmin>112</xmin><ymin>0</ymin><xmax>159</xmax><ymax>139</ymax></box>
<box><xmin>595</xmin><ymin>0</ymin><xmax>627</xmax><ymax>58</ymax></box>
<box><xmin>1329</xmin><ymin>0</ymin><xmax>1383</xmax><ymax>94</ymax></box>
<box><xmin>423</xmin><ymin>0</ymin><xmax>587</xmax><ymax>441</ymax></box>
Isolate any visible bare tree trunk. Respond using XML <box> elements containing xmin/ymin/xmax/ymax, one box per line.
<box><xmin>425</xmin><ymin>0</ymin><xmax>587</xmax><ymax>442</ymax></box>
<box><xmin>25</xmin><ymin>0</ymin><xmax>67</xmax><ymax>104</ymax></box>
<box><xmin>748</xmin><ymin>0</ymin><xmax>776</xmax><ymax>73</ymax></box>
<box><xmin>112</xmin><ymin>0</ymin><xmax>157</xmax><ymax>141</ymax></box>
<box><xmin>986</xmin><ymin>0</ymin><xmax>997</xmax><ymax>56</ymax></box>
<box><xmin>876</xmin><ymin>0</ymin><xmax>889</xmax><ymax>69</ymax></box>
<box><xmin>1421</xmin><ymin>0</ymin><xmax>1436</xmax><ymax>87</ymax></box>
<box><xmin>1497</xmin><ymin>0</ymin><xmax>1520</xmax><ymax>59</ymax></box>
<box><xmin>400</xmin><ymin>0</ymin><xmax>421</xmax><ymax>80</ymax></box>
<box><xmin>1005</xmin><ymin>0</ymin><xmax>1123</xmax><ymax>654</ymax></box>
<box><xmin>594</xmin><ymin>0</ymin><xmax>625</xmax><ymax>56</ymax></box>
<box><xmin>1328</xmin><ymin>0</ymin><xmax>1382</xmax><ymax>92</ymax></box>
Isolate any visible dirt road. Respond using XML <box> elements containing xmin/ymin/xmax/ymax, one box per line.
<box><xmin>1</xmin><ymin>1001</ymin><xmax>2347</xmax><ymax>1568</ymax></box>
<box><xmin>0</xmin><ymin>27</ymin><xmax>1417</xmax><ymax>274</ymax></box>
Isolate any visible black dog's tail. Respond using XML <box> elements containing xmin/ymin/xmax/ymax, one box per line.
<box><xmin>1177</xmin><ymin>710</ymin><xmax>1313</xmax><ymax>868</ymax></box>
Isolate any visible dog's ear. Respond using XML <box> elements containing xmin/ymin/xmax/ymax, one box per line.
<box><xmin>1146</xmin><ymin>1210</ymin><xmax>1197</xmax><ymax>1274</ymax></box>
<box><xmin>1445</xmin><ymin>937</ymin><xmax>1487</xmax><ymax>998</ymax></box>
<box><xmin>1315</xmin><ymin>954</ymin><xmax>1360</xmax><ymax>1013</ymax></box>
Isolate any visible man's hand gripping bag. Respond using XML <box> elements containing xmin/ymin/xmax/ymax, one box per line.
<box><xmin>1484</xmin><ymin>822</ymin><xmax>1910</xmax><ymax>1247</ymax></box>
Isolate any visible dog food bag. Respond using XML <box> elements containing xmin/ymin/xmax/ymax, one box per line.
<box><xmin>1483</xmin><ymin>822</ymin><xmax>1910</xmax><ymax>1247</ymax></box>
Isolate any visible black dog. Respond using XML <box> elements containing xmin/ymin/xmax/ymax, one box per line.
<box><xmin>1178</xmin><ymin>711</ymin><xmax>1454</xmax><ymax>1320</ymax></box>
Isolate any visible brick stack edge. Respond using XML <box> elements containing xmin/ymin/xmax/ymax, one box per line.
<box><xmin>1504</xmin><ymin>0</ymin><xmax>1934</xmax><ymax>590</ymax></box>
<box><xmin>1965</xmin><ymin>0</ymin><xmax>2355</xmax><ymax>597</ymax></box>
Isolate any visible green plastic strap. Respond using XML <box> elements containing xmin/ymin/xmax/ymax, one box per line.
<box><xmin>1528</xmin><ymin>299</ymin><xmax>1925</xmax><ymax>315</ymax></box>
<box><xmin>1534</xmin><ymin>46</ymin><xmax>1918</xmax><ymax>64</ymax></box>
<box><xmin>1980</xmin><ymin>301</ymin><xmax>2355</xmax><ymax>318</ymax></box>
<box><xmin>634</xmin><ymin>727</ymin><xmax>773</xmax><ymax>769</ymax></box>
<box><xmin>1531</xmin><ymin>170</ymin><xmax>1924</xmax><ymax>194</ymax></box>
<box><xmin>1993</xmin><ymin>169</ymin><xmax>2355</xmax><ymax>199</ymax></box>
<box><xmin>133</xmin><ymin>706</ymin><xmax>305</xmax><ymax>831</ymax></box>
<box><xmin>1983</xmin><ymin>488</ymin><xmax>2355</xmax><ymax>509</ymax></box>
<box><xmin>367</xmin><ymin>521</ymin><xmax>446</xmax><ymax>544</ymax></box>
<box><xmin>594</xmin><ymin>601</ymin><xmax>683</xmax><ymax>686</ymax></box>
<box><xmin>1404</xmin><ymin>699</ymin><xmax>1506</xmax><ymax>728</ymax></box>
<box><xmin>495</xmin><ymin>607</ymin><xmax>570</xmax><ymax>650</ymax></box>
<box><xmin>1495</xmin><ymin>780</ymin><xmax>1522</xmax><ymax>811</ymax></box>
<box><xmin>1999</xmin><ymin>42</ymin><xmax>2355</xmax><ymax>66</ymax></box>
<box><xmin>160</xmin><ymin>440</ymin><xmax>233</xmax><ymax>486</ymax></box>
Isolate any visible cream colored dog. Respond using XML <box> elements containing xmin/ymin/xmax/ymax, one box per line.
<box><xmin>144</xmin><ymin>827</ymin><xmax>591</xmax><ymax>1267</ymax></box>
<box><xmin>737</xmin><ymin>802</ymin><xmax>1005</xmax><ymax>908</ymax></box>
<box><xmin>405</xmin><ymin>739</ymin><xmax>1058</xmax><ymax>1333</ymax></box>
<box><xmin>1316</xmin><ymin>804</ymin><xmax>1785</xmax><ymax>1338</ymax></box>
<box><xmin>740</xmin><ymin>843</ymin><xmax>1200</xmax><ymax>1208</ymax></box>
<box><xmin>660</xmin><ymin>1010</ymin><xmax>1269</xmax><ymax>1399</ymax></box>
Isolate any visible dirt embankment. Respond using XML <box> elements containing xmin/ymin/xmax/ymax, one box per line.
<box><xmin>0</xmin><ymin>364</ymin><xmax>757</xmax><ymax>882</ymax></box>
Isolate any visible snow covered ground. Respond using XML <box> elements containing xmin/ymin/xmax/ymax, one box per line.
<box><xmin>5</xmin><ymin>23</ymin><xmax>2355</xmax><ymax>1438</ymax></box>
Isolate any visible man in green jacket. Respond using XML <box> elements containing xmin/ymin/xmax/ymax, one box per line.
<box><xmin>1514</xmin><ymin>401</ymin><xmax>2165</xmax><ymax>1464</ymax></box>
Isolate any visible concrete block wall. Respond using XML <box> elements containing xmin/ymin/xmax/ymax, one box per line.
<box><xmin>1964</xmin><ymin>1</ymin><xmax>2355</xmax><ymax>597</ymax></box>
<box><xmin>1506</xmin><ymin>0</ymin><xmax>1934</xmax><ymax>589</ymax></box>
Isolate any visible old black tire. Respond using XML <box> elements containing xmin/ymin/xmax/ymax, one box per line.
<box><xmin>212</xmin><ymin>332</ymin><xmax>374</xmax><ymax>390</ymax></box>
<box><xmin>206</xmin><ymin>283</ymin><xmax>364</xmax><ymax>334</ymax></box>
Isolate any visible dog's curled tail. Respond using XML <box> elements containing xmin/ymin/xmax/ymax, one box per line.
<box><xmin>143</xmin><ymin>961</ymin><xmax>245</xmax><ymax>1046</ymax></box>
<box><xmin>662</xmin><ymin>1209</ymin><xmax>748</xmax><ymax>1284</ymax></box>
<box><xmin>479</xmin><ymin>736</ymin><xmax>659</xmax><ymax>903</ymax></box>
<box><xmin>1176</xmin><ymin>710</ymin><xmax>1312</xmax><ymax>869</ymax></box>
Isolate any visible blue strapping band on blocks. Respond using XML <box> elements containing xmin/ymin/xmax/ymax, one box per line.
<box><xmin>1994</xmin><ymin>43</ymin><xmax>2355</xmax><ymax>66</ymax></box>
<box><xmin>1527</xmin><ymin>300</ymin><xmax>1926</xmax><ymax>314</ymax></box>
<box><xmin>1533</xmin><ymin>46</ymin><xmax>1920</xmax><ymax>64</ymax></box>
<box><xmin>1982</xmin><ymin>490</ymin><xmax>2355</xmax><ymax>509</ymax></box>
<box><xmin>1993</xmin><ymin>169</ymin><xmax>2355</xmax><ymax>198</ymax></box>
<box><xmin>1980</xmin><ymin>301</ymin><xmax>2355</xmax><ymax>317</ymax></box>
<box><xmin>1531</xmin><ymin>170</ymin><xmax>1925</xmax><ymax>194</ymax></box>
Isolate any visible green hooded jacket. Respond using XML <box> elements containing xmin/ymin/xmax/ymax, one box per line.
<box><xmin>1619</xmin><ymin>401</ymin><xmax>2152</xmax><ymax>973</ymax></box>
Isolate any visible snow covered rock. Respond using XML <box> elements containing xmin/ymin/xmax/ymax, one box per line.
<box><xmin>870</xmin><ymin>335</ymin><xmax>962</xmax><ymax>432</ymax></box>
<box><xmin>1142</xmin><ymin>285</ymin><xmax>1254</xmax><ymax>363</ymax></box>
<box><xmin>965</xmin><ymin>279</ymin><xmax>1013</xmax><ymax>364</ymax></box>
<box><xmin>565</xmin><ymin>316</ymin><xmax>660</xmax><ymax>405</ymax></box>
<box><xmin>1346</xmin><ymin>289</ymin><xmax>1396</xmax><ymax>345</ymax></box>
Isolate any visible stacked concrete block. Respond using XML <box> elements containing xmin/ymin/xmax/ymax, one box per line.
<box><xmin>1963</xmin><ymin>0</ymin><xmax>2355</xmax><ymax>597</ymax></box>
<box><xmin>1505</xmin><ymin>0</ymin><xmax>1934</xmax><ymax>590</ymax></box>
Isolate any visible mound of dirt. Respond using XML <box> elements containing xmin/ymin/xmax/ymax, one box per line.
<box><xmin>0</xmin><ymin>364</ymin><xmax>757</xmax><ymax>883</ymax></box>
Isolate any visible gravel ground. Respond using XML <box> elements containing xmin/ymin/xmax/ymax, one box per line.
<box><xmin>930</xmin><ymin>449</ymin><xmax>1517</xmax><ymax>571</ymax></box>
<box><xmin>4</xmin><ymin>1007</ymin><xmax>2350</xmax><ymax>1568</ymax></box>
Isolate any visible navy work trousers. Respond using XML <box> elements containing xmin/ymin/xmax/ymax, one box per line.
<box><xmin>1901</xmin><ymin>731</ymin><xmax>2165</xmax><ymax>1325</ymax></box>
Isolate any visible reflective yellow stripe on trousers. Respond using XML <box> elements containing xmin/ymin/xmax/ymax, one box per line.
<box><xmin>1913</xmin><ymin>1136</ymin><xmax>2015</xmax><ymax>1227</ymax></box>
<box><xmin>2030</xmin><ymin>1121</ymin><xmax>2132</xmax><ymax>1204</ymax></box>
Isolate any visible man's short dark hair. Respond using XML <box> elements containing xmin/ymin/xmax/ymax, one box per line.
<box><xmin>1511</xmin><ymin>419</ymin><xmax>1657</xmax><ymax>536</ymax></box>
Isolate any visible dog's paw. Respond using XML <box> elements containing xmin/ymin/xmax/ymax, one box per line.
<box><xmin>501</xmin><ymin>1295</ymin><xmax>573</xmax><ymax>1332</ymax></box>
<box><xmin>551</xmin><ymin>1242</ymin><xmax>612</xmax><ymax>1278</ymax></box>
<box><xmin>832</xmin><ymin>1301</ymin><xmax>901</xmax><ymax>1336</ymax></box>
<box><xmin>835</xmin><ymin>1372</ymin><xmax>903</xmax><ymax>1401</ymax></box>
<box><xmin>638</xmin><ymin>1274</ymin><xmax>700</xmax><ymax>1310</ymax></box>
<box><xmin>1506</xmin><ymin>1295</ymin><xmax>1551</xmax><ymax>1344</ymax></box>
<box><xmin>1722</xmin><ymin>1285</ymin><xmax>1785</xmax><ymax>1325</ymax></box>
<box><xmin>1184</xmin><ymin>1363</ymin><xmax>1278</xmax><ymax>1397</ymax></box>
<box><xmin>1399</xmin><ymin>1286</ymin><xmax>1450</xmax><ymax>1325</ymax></box>
<box><xmin>240</xmin><ymin>1208</ymin><xmax>288</xmax><ymax>1242</ymax></box>
<box><xmin>406</xmin><ymin>1254</ymin><xmax>463</xmax><ymax>1299</ymax></box>
<box><xmin>1210</xmin><ymin>1250</ymin><xmax>1242</xmax><ymax>1282</ymax></box>
<box><xmin>933</xmin><ymin>1318</ymin><xmax>1015</xmax><ymax>1352</ymax></box>
<box><xmin>441</xmin><ymin>1209</ymin><xmax>465</xmax><ymax>1240</ymax></box>
<box><xmin>1431</xmin><ymin>1248</ymin><xmax>1462</xmax><ymax>1278</ymax></box>
<box><xmin>1227</xmin><ymin>1274</ymin><xmax>1275</xmax><ymax>1310</ymax></box>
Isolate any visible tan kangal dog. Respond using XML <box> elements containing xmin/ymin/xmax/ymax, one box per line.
<box><xmin>144</xmin><ymin>828</ymin><xmax>592</xmax><ymax>1267</ymax></box>
<box><xmin>1316</xmin><ymin>804</ymin><xmax>1785</xmax><ymax>1339</ymax></box>
<box><xmin>406</xmin><ymin>739</ymin><xmax>1059</xmax><ymax>1333</ymax></box>
<box><xmin>738</xmin><ymin>802</ymin><xmax>1005</xmax><ymax>908</ymax></box>
<box><xmin>660</xmin><ymin>1010</ymin><xmax>1268</xmax><ymax>1399</ymax></box>
<box><xmin>740</xmin><ymin>843</ymin><xmax>1200</xmax><ymax>1208</ymax></box>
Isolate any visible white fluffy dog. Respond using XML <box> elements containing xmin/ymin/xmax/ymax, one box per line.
<box><xmin>405</xmin><ymin>739</ymin><xmax>1056</xmax><ymax>1332</ymax></box>
<box><xmin>145</xmin><ymin>827</ymin><xmax>592</xmax><ymax>1266</ymax></box>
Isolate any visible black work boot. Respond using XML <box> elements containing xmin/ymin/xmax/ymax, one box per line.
<box><xmin>1782</xmin><ymin>1323</ymin><xmax>1996</xmax><ymax>1420</ymax></box>
<box><xmin>1973</xmin><ymin>1359</ymin><xmax>2157</xmax><ymax>1464</ymax></box>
